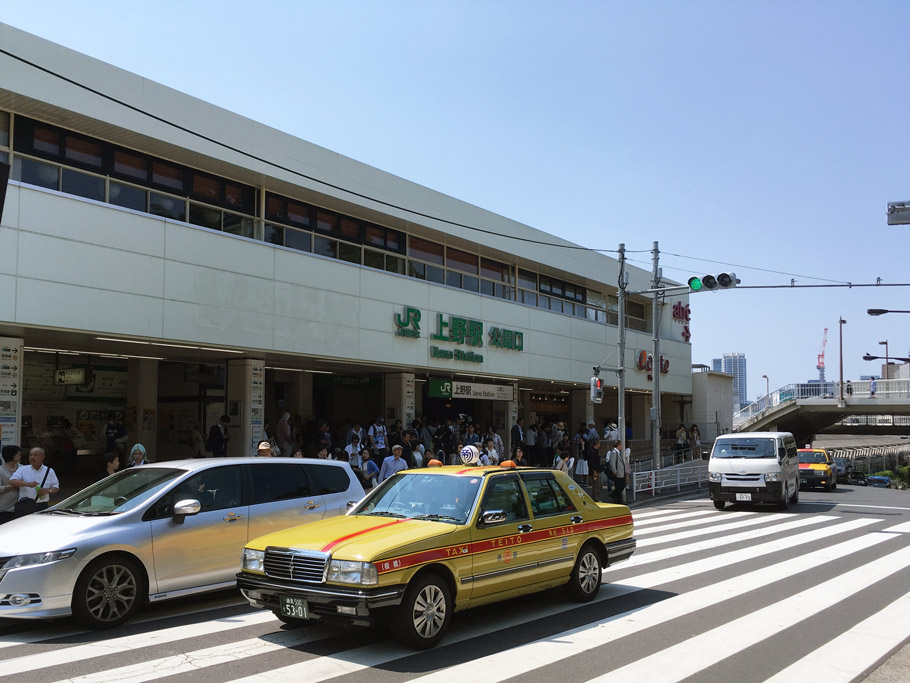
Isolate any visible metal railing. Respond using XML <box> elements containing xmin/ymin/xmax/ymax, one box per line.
<box><xmin>625</xmin><ymin>442</ymin><xmax>910</xmax><ymax>500</ymax></box>
<box><xmin>628</xmin><ymin>460</ymin><xmax>708</xmax><ymax>502</ymax></box>
<box><xmin>734</xmin><ymin>379</ymin><xmax>910</xmax><ymax>427</ymax></box>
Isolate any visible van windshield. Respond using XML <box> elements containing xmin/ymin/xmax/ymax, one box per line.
<box><xmin>712</xmin><ymin>439</ymin><xmax>776</xmax><ymax>459</ymax></box>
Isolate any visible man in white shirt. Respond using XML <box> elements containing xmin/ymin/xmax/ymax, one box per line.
<box><xmin>345</xmin><ymin>435</ymin><xmax>363</xmax><ymax>468</ymax></box>
<box><xmin>368</xmin><ymin>417</ymin><xmax>388</xmax><ymax>458</ymax></box>
<box><xmin>10</xmin><ymin>447</ymin><xmax>60</xmax><ymax>512</ymax></box>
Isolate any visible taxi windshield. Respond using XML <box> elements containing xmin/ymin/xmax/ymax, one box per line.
<box><xmin>711</xmin><ymin>438</ymin><xmax>776</xmax><ymax>459</ymax></box>
<box><xmin>53</xmin><ymin>467</ymin><xmax>184</xmax><ymax>515</ymax></box>
<box><xmin>352</xmin><ymin>472</ymin><xmax>483</xmax><ymax>524</ymax></box>
<box><xmin>798</xmin><ymin>451</ymin><xmax>827</xmax><ymax>464</ymax></box>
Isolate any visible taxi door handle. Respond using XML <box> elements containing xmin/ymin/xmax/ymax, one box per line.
<box><xmin>223</xmin><ymin>513</ymin><xmax>244</xmax><ymax>522</ymax></box>
<box><xmin>304</xmin><ymin>501</ymin><xmax>321</xmax><ymax>510</ymax></box>
<box><xmin>517</xmin><ymin>524</ymin><xmax>532</xmax><ymax>533</ymax></box>
<box><xmin>570</xmin><ymin>515</ymin><xmax>583</xmax><ymax>524</ymax></box>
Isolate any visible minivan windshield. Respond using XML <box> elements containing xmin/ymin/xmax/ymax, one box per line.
<box><xmin>53</xmin><ymin>467</ymin><xmax>184</xmax><ymax>515</ymax></box>
<box><xmin>711</xmin><ymin>438</ymin><xmax>777</xmax><ymax>459</ymax></box>
<box><xmin>352</xmin><ymin>472</ymin><xmax>483</xmax><ymax>524</ymax></box>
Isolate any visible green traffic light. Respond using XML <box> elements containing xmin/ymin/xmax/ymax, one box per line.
<box><xmin>688</xmin><ymin>276</ymin><xmax>704</xmax><ymax>291</ymax></box>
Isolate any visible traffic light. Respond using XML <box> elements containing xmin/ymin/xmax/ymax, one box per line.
<box><xmin>688</xmin><ymin>272</ymin><xmax>738</xmax><ymax>292</ymax></box>
<box><xmin>590</xmin><ymin>376</ymin><xmax>604</xmax><ymax>404</ymax></box>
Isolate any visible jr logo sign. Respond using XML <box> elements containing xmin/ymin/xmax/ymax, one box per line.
<box><xmin>394</xmin><ymin>307</ymin><xmax>421</xmax><ymax>338</ymax></box>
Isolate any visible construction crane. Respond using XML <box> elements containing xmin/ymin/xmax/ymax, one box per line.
<box><xmin>817</xmin><ymin>328</ymin><xmax>828</xmax><ymax>382</ymax></box>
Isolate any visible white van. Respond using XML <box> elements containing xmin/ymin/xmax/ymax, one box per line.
<box><xmin>707</xmin><ymin>432</ymin><xmax>799</xmax><ymax>510</ymax></box>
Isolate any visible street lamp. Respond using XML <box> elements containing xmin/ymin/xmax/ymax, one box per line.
<box><xmin>762</xmin><ymin>374</ymin><xmax>769</xmax><ymax>395</ymax></box>
<box><xmin>868</xmin><ymin>309</ymin><xmax>910</xmax><ymax>316</ymax></box>
<box><xmin>838</xmin><ymin>317</ymin><xmax>847</xmax><ymax>402</ymax></box>
<box><xmin>879</xmin><ymin>340</ymin><xmax>889</xmax><ymax>379</ymax></box>
<box><xmin>864</xmin><ymin>353</ymin><xmax>910</xmax><ymax>363</ymax></box>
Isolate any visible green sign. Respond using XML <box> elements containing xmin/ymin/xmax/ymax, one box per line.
<box><xmin>429</xmin><ymin>379</ymin><xmax>453</xmax><ymax>397</ymax></box>
<box><xmin>394</xmin><ymin>307</ymin><xmax>421</xmax><ymax>338</ymax></box>
<box><xmin>394</xmin><ymin>306</ymin><xmax>525</xmax><ymax>355</ymax></box>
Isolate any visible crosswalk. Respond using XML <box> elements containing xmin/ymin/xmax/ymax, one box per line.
<box><xmin>1</xmin><ymin>501</ymin><xmax>908</xmax><ymax>683</ymax></box>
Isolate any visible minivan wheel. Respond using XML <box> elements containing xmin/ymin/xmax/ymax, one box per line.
<box><xmin>789</xmin><ymin>486</ymin><xmax>799</xmax><ymax>505</ymax></box>
<box><xmin>713</xmin><ymin>500</ymin><xmax>725</xmax><ymax>510</ymax></box>
<box><xmin>777</xmin><ymin>484</ymin><xmax>790</xmax><ymax>511</ymax></box>
<box><xmin>391</xmin><ymin>573</ymin><xmax>452</xmax><ymax>649</ymax></box>
<box><xmin>72</xmin><ymin>556</ymin><xmax>146</xmax><ymax>628</ymax></box>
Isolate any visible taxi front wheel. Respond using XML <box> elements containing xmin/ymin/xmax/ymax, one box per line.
<box><xmin>566</xmin><ymin>543</ymin><xmax>602</xmax><ymax>602</ymax></box>
<box><xmin>391</xmin><ymin>573</ymin><xmax>452</xmax><ymax>649</ymax></box>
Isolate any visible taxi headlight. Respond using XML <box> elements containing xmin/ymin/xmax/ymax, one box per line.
<box><xmin>242</xmin><ymin>548</ymin><xmax>265</xmax><ymax>573</ymax></box>
<box><xmin>3</xmin><ymin>549</ymin><xmax>76</xmax><ymax>571</ymax></box>
<box><xmin>708</xmin><ymin>472</ymin><xmax>722</xmax><ymax>483</ymax></box>
<box><xmin>328</xmin><ymin>560</ymin><xmax>378</xmax><ymax>586</ymax></box>
<box><xmin>764</xmin><ymin>472</ymin><xmax>781</xmax><ymax>482</ymax></box>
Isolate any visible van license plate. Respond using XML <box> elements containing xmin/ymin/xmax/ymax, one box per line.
<box><xmin>279</xmin><ymin>596</ymin><xmax>308</xmax><ymax>620</ymax></box>
<box><xmin>735</xmin><ymin>493</ymin><xmax>752</xmax><ymax>501</ymax></box>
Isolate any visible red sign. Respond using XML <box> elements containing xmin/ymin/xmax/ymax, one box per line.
<box><xmin>672</xmin><ymin>302</ymin><xmax>690</xmax><ymax>322</ymax></box>
<box><xmin>636</xmin><ymin>350</ymin><xmax>670</xmax><ymax>375</ymax></box>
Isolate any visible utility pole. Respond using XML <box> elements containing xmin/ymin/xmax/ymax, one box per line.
<box><xmin>651</xmin><ymin>242</ymin><xmax>662</xmax><ymax>470</ymax></box>
<box><xmin>617</xmin><ymin>244</ymin><xmax>627</xmax><ymax>455</ymax></box>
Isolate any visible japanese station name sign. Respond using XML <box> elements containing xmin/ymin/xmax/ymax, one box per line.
<box><xmin>429</xmin><ymin>379</ymin><xmax>515</xmax><ymax>401</ymax></box>
<box><xmin>394</xmin><ymin>307</ymin><xmax>525</xmax><ymax>365</ymax></box>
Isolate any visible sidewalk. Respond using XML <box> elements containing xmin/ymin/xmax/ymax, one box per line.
<box><xmin>581</xmin><ymin>481</ymin><xmax>708</xmax><ymax>509</ymax></box>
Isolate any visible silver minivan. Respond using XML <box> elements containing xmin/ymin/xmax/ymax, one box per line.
<box><xmin>0</xmin><ymin>457</ymin><xmax>364</xmax><ymax>627</ymax></box>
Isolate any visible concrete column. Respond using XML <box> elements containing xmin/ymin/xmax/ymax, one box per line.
<box><xmin>384</xmin><ymin>372</ymin><xmax>416</xmax><ymax>427</ymax></box>
<box><xmin>506</xmin><ymin>382</ymin><xmax>519</xmax><ymax>453</ymax></box>
<box><xmin>0</xmin><ymin>337</ymin><xmax>24</xmax><ymax>446</ymax></box>
<box><xmin>572</xmin><ymin>388</ymin><xmax>594</xmax><ymax>432</ymax></box>
<box><xmin>226</xmin><ymin>358</ymin><xmax>265</xmax><ymax>457</ymax></box>
<box><xmin>126</xmin><ymin>359</ymin><xmax>159</xmax><ymax>462</ymax></box>
<box><xmin>295</xmin><ymin>372</ymin><xmax>314</xmax><ymax>422</ymax></box>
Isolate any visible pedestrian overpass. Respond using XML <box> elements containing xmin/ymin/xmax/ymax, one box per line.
<box><xmin>733</xmin><ymin>379</ymin><xmax>910</xmax><ymax>444</ymax></box>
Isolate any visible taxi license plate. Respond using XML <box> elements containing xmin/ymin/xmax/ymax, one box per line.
<box><xmin>735</xmin><ymin>493</ymin><xmax>752</xmax><ymax>501</ymax></box>
<box><xmin>279</xmin><ymin>596</ymin><xmax>308</xmax><ymax>620</ymax></box>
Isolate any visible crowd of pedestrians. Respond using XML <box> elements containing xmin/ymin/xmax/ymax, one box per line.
<box><xmin>251</xmin><ymin>413</ymin><xmax>634</xmax><ymax>502</ymax></box>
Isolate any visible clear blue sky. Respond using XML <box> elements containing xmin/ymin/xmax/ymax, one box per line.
<box><xmin>3</xmin><ymin>0</ymin><xmax>908</xmax><ymax>399</ymax></box>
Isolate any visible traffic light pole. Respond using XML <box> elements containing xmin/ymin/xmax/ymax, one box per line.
<box><xmin>617</xmin><ymin>244</ymin><xmax>627</xmax><ymax>457</ymax></box>
<box><xmin>651</xmin><ymin>242</ymin><xmax>662</xmax><ymax>470</ymax></box>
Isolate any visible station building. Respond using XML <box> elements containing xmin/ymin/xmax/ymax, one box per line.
<box><xmin>0</xmin><ymin>23</ymin><xmax>693</xmax><ymax>464</ymax></box>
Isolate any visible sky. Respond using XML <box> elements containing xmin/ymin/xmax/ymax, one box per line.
<box><xmin>2</xmin><ymin>0</ymin><xmax>908</xmax><ymax>400</ymax></box>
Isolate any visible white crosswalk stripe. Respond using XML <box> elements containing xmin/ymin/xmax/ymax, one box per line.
<box><xmin>0</xmin><ymin>505</ymin><xmax>906</xmax><ymax>683</ymax></box>
<box><xmin>406</xmin><ymin>518</ymin><xmax>893</xmax><ymax>683</ymax></box>
<box><xmin>764</xmin><ymin>588</ymin><xmax>910</xmax><ymax>683</ymax></box>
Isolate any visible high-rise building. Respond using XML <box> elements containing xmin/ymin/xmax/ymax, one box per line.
<box><xmin>722</xmin><ymin>353</ymin><xmax>748</xmax><ymax>409</ymax></box>
<box><xmin>712</xmin><ymin>358</ymin><xmax>723</xmax><ymax>372</ymax></box>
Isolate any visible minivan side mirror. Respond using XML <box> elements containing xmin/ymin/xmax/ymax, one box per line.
<box><xmin>778</xmin><ymin>447</ymin><xmax>787</xmax><ymax>461</ymax></box>
<box><xmin>173</xmin><ymin>498</ymin><xmax>201</xmax><ymax>524</ymax></box>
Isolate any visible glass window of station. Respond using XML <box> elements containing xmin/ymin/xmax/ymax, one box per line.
<box><xmin>4</xmin><ymin>110</ymin><xmax>652</xmax><ymax>333</ymax></box>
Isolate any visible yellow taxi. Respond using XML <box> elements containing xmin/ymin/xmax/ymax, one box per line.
<box><xmin>798</xmin><ymin>448</ymin><xmax>837</xmax><ymax>491</ymax></box>
<box><xmin>237</xmin><ymin>463</ymin><xmax>635</xmax><ymax>649</ymax></box>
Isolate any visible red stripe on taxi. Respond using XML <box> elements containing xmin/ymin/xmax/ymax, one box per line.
<box><xmin>320</xmin><ymin>519</ymin><xmax>410</xmax><ymax>553</ymax></box>
<box><xmin>375</xmin><ymin>513</ymin><xmax>633</xmax><ymax>574</ymax></box>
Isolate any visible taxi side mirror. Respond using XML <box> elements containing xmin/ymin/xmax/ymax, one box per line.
<box><xmin>480</xmin><ymin>510</ymin><xmax>507</xmax><ymax>527</ymax></box>
<box><xmin>173</xmin><ymin>498</ymin><xmax>201</xmax><ymax>524</ymax></box>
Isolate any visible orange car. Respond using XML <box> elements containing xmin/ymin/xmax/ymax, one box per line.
<box><xmin>797</xmin><ymin>448</ymin><xmax>837</xmax><ymax>491</ymax></box>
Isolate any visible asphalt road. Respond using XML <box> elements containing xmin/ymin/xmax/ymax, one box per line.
<box><xmin>1</xmin><ymin>483</ymin><xmax>908</xmax><ymax>683</ymax></box>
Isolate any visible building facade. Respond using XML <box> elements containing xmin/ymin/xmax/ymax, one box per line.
<box><xmin>722</xmin><ymin>352</ymin><xmax>748</xmax><ymax>410</ymax></box>
<box><xmin>0</xmin><ymin>24</ymin><xmax>693</xmax><ymax>465</ymax></box>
